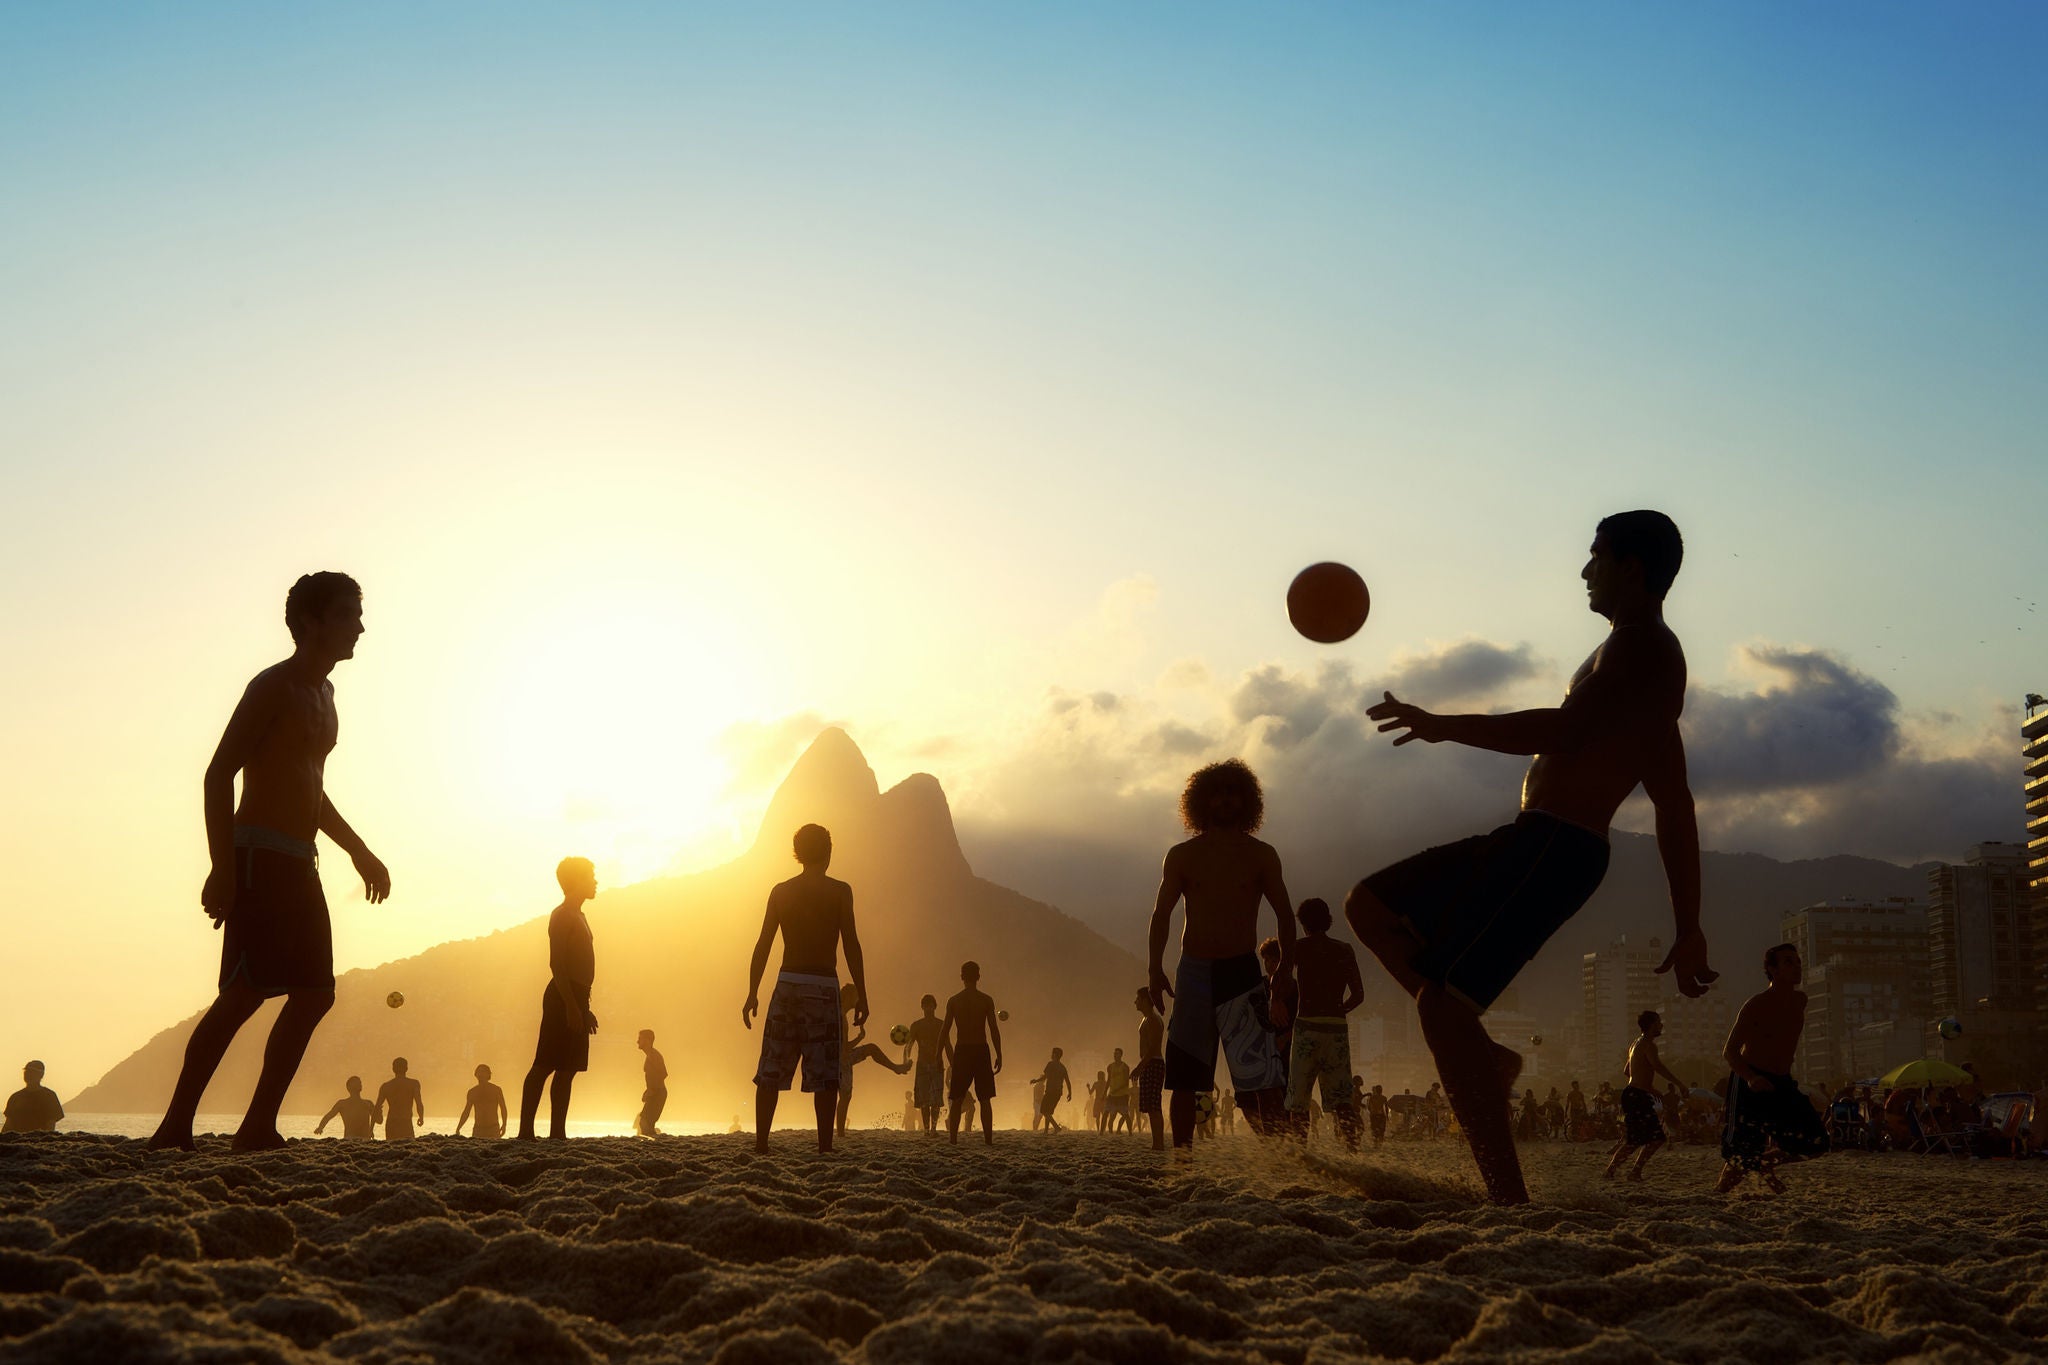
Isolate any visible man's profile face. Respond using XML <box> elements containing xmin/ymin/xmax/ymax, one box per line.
<box><xmin>1581</xmin><ymin>534</ymin><xmax>1634</xmax><ymax>620</ymax></box>
<box><xmin>307</xmin><ymin>598</ymin><xmax>366</xmax><ymax>662</ymax></box>
<box><xmin>1769</xmin><ymin>950</ymin><xmax>1803</xmax><ymax>986</ymax></box>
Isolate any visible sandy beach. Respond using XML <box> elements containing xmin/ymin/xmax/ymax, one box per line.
<box><xmin>1</xmin><ymin>1130</ymin><xmax>2044</xmax><ymax>1363</ymax></box>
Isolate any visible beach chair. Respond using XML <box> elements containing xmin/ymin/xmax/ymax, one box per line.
<box><xmin>1906</xmin><ymin>1105</ymin><xmax>1967</xmax><ymax>1157</ymax></box>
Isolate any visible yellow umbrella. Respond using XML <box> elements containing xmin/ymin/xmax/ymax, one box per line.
<box><xmin>1879</xmin><ymin>1059</ymin><xmax>1971</xmax><ymax>1088</ymax></box>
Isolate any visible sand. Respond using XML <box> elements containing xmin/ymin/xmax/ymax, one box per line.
<box><xmin>0</xmin><ymin>1130</ymin><xmax>2044</xmax><ymax>1364</ymax></box>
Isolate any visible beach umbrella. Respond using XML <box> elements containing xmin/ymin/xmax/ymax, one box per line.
<box><xmin>1879</xmin><ymin>1059</ymin><xmax>1971</xmax><ymax>1088</ymax></box>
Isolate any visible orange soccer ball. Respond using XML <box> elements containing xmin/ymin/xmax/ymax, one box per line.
<box><xmin>1286</xmin><ymin>562</ymin><xmax>1370</xmax><ymax>644</ymax></box>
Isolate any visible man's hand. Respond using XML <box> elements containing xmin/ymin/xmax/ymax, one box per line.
<box><xmin>202</xmin><ymin>865</ymin><xmax>235</xmax><ymax>928</ymax></box>
<box><xmin>742</xmin><ymin>995</ymin><xmax>759</xmax><ymax>1029</ymax></box>
<box><xmin>993</xmin><ymin>1053</ymin><xmax>1003</xmax><ymax>1075</ymax></box>
<box><xmin>851</xmin><ymin>990</ymin><xmax>869</xmax><ymax>1029</ymax></box>
<box><xmin>1744</xmin><ymin>1071</ymin><xmax>1775</xmax><ymax>1093</ymax></box>
<box><xmin>1654</xmin><ymin>929</ymin><xmax>1718</xmax><ymax>998</ymax></box>
<box><xmin>353</xmin><ymin>849</ymin><xmax>391</xmax><ymax>904</ymax></box>
<box><xmin>585</xmin><ymin>1011</ymin><xmax>599</xmax><ymax>1035</ymax></box>
<box><xmin>1367</xmin><ymin>691</ymin><xmax>1445</xmax><ymax>746</ymax></box>
<box><xmin>1147</xmin><ymin>967</ymin><xmax>1174</xmax><ymax>1014</ymax></box>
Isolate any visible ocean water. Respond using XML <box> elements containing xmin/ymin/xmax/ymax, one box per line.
<box><xmin>63</xmin><ymin>1113</ymin><xmax>731</xmax><ymax>1141</ymax></box>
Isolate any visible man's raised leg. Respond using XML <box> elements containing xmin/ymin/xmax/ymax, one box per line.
<box><xmin>148</xmin><ymin>982</ymin><xmax>266</xmax><ymax>1150</ymax></box>
<box><xmin>1344</xmin><ymin>883</ymin><xmax>1428</xmax><ymax>1000</ymax></box>
<box><xmin>233</xmin><ymin>988</ymin><xmax>334</xmax><ymax>1151</ymax></box>
<box><xmin>1419</xmin><ymin>984</ymin><xmax>1528</xmax><ymax>1205</ymax></box>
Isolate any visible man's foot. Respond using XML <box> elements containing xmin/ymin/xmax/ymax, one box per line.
<box><xmin>230</xmin><ymin>1126</ymin><xmax>287</xmax><ymax>1153</ymax></box>
<box><xmin>1715</xmin><ymin>1162</ymin><xmax>1744</xmax><ymax>1193</ymax></box>
<box><xmin>145</xmin><ymin>1123</ymin><xmax>196</xmax><ymax>1152</ymax></box>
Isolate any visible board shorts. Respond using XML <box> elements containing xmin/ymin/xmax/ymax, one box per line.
<box><xmin>915</xmin><ymin>1063</ymin><xmax>945</xmax><ymax>1109</ymax></box>
<box><xmin>1286</xmin><ymin>1019</ymin><xmax>1356</xmax><ymax>1112</ymax></box>
<box><xmin>753</xmin><ymin>973</ymin><xmax>842</xmax><ymax>1092</ymax></box>
<box><xmin>1039</xmin><ymin>1086</ymin><xmax>1063</xmax><ymax>1116</ymax></box>
<box><xmin>220</xmin><ymin>828</ymin><xmax>334</xmax><ymax>997</ymax></box>
<box><xmin>1722</xmin><ymin>1071</ymin><xmax>1830</xmax><ymax>1171</ymax></box>
<box><xmin>1164</xmin><ymin>952</ymin><xmax>1287</xmax><ymax>1094</ymax></box>
<box><xmin>636</xmin><ymin>1084</ymin><xmax>667</xmax><ymax>1135</ymax></box>
<box><xmin>533</xmin><ymin>979</ymin><xmax>593</xmax><ymax>1073</ymax></box>
<box><xmin>950</xmin><ymin>1044</ymin><xmax>996</xmax><ymax>1103</ymax></box>
<box><xmin>1621</xmin><ymin>1085</ymin><xmax>1665</xmax><ymax>1146</ymax></box>
<box><xmin>1359</xmin><ymin>812</ymin><xmax>1610</xmax><ymax>1012</ymax></box>
<box><xmin>1135</xmin><ymin>1057</ymin><xmax>1165</xmax><ymax>1111</ymax></box>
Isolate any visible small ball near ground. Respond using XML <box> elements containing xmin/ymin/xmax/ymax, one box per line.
<box><xmin>1287</xmin><ymin>562</ymin><xmax>1370</xmax><ymax>643</ymax></box>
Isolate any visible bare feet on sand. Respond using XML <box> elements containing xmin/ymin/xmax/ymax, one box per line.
<box><xmin>231</xmin><ymin>1127</ymin><xmax>288</xmax><ymax>1152</ymax></box>
<box><xmin>145</xmin><ymin>1125</ymin><xmax>196</xmax><ymax>1152</ymax></box>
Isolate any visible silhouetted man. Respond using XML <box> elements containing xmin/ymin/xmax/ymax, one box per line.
<box><xmin>457</xmin><ymin>1064</ymin><xmax>507</xmax><ymax>1139</ymax></box>
<box><xmin>943</xmin><ymin>961</ymin><xmax>1002</xmax><ymax>1144</ymax></box>
<box><xmin>149</xmin><ymin>573</ymin><xmax>390</xmax><ymax>1152</ymax></box>
<box><xmin>314</xmin><ymin>1075</ymin><xmax>376</xmax><ymax>1139</ymax></box>
<box><xmin>521</xmin><ymin>857</ymin><xmax>598</xmax><ymax>1140</ymax></box>
<box><xmin>744</xmin><ymin>824</ymin><xmax>871</xmax><ymax>1154</ymax></box>
<box><xmin>1034</xmin><ymin>1048</ymin><xmax>1072</xmax><ymax>1133</ymax></box>
<box><xmin>1106</xmin><ymin>1048</ymin><xmax>1132</xmax><ymax>1134</ymax></box>
<box><xmin>1365</xmin><ymin>1084</ymin><xmax>1388</xmax><ymax>1145</ymax></box>
<box><xmin>3</xmin><ymin>1062</ymin><xmax>63</xmax><ymax>1133</ymax></box>
<box><xmin>1286</xmin><ymin>898</ymin><xmax>1365</xmax><ymax>1149</ymax></box>
<box><xmin>1719</xmin><ymin>944</ymin><xmax>1829</xmax><ymax>1193</ymax></box>
<box><xmin>1148</xmin><ymin>759</ymin><xmax>1297</xmax><ymax>1149</ymax></box>
<box><xmin>836</xmin><ymin>983</ymin><xmax>912</xmax><ymax>1137</ymax></box>
<box><xmin>635</xmin><ymin>1029</ymin><xmax>667</xmax><ymax>1136</ymax></box>
<box><xmin>1605</xmin><ymin>1011</ymin><xmax>1683</xmax><ymax>1180</ymax></box>
<box><xmin>1134</xmin><ymin>987</ymin><xmax>1166</xmax><ymax>1150</ymax></box>
<box><xmin>378</xmin><ymin>1058</ymin><xmax>423</xmax><ymax>1141</ymax></box>
<box><xmin>906</xmin><ymin>994</ymin><xmax>949</xmax><ymax>1133</ymax></box>
<box><xmin>1347</xmin><ymin>511</ymin><xmax>1713</xmax><ymax>1205</ymax></box>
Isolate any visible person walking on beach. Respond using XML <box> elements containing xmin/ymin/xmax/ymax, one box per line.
<box><xmin>906</xmin><ymin>994</ymin><xmax>949</xmax><ymax>1133</ymax></box>
<box><xmin>743</xmin><ymin>824</ymin><xmax>872</xmax><ymax>1154</ymax></box>
<box><xmin>150</xmin><ymin>573</ymin><xmax>391</xmax><ymax>1153</ymax></box>
<box><xmin>313</xmin><ymin>1076</ymin><xmax>376</xmax><ymax>1139</ymax></box>
<box><xmin>1133</xmin><ymin>987</ymin><xmax>1167</xmax><ymax>1150</ymax></box>
<box><xmin>1148</xmin><ymin>760</ymin><xmax>1298</xmax><ymax>1150</ymax></box>
<box><xmin>1285</xmin><ymin>897</ymin><xmax>1365</xmax><ymax>1149</ymax></box>
<box><xmin>835</xmin><ymin>983</ymin><xmax>913</xmax><ymax>1137</ymax></box>
<box><xmin>1718</xmin><ymin>944</ymin><xmax>1829</xmax><ymax>1193</ymax></box>
<box><xmin>1106</xmin><ymin>1049</ymin><xmax>1133</xmax><ymax>1133</ymax></box>
<box><xmin>942</xmin><ymin>961</ymin><xmax>1002</xmax><ymax>1144</ymax></box>
<box><xmin>1089</xmin><ymin>1071</ymin><xmax>1109</xmax><ymax>1132</ymax></box>
<box><xmin>1346</xmin><ymin>512</ymin><xmax>1713</xmax><ymax>1205</ymax></box>
<box><xmin>520</xmin><ymin>857</ymin><xmax>599</xmax><ymax>1140</ymax></box>
<box><xmin>377</xmin><ymin>1059</ymin><xmax>424</xmax><ymax>1141</ymax></box>
<box><xmin>635</xmin><ymin>1030</ymin><xmax>668</xmax><ymax>1136</ymax></box>
<box><xmin>1566</xmin><ymin>1080</ymin><xmax>1588</xmax><ymax>1141</ymax></box>
<box><xmin>1365</xmin><ymin>1084</ymin><xmax>1388</xmax><ymax>1145</ymax></box>
<box><xmin>1033</xmin><ymin>1048</ymin><xmax>1073</xmax><ymax>1133</ymax></box>
<box><xmin>1604</xmin><ymin>1011</ymin><xmax>1684</xmax><ymax>1179</ymax></box>
<box><xmin>456</xmin><ymin>1064</ymin><xmax>507</xmax><ymax>1139</ymax></box>
<box><xmin>3</xmin><ymin>1062</ymin><xmax>63</xmax><ymax>1133</ymax></box>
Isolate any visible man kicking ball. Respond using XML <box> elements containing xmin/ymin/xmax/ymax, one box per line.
<box><xmin>1346</xmin><ymin>511</ymin><xmax>1716</xmax><ymax>1204</ymax></box>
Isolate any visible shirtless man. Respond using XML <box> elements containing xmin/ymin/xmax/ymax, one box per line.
<box><xmin>149</xmin><ymin>573</ymin><xmax>390</xmax><ymax>1152</ymax></box>
<box><xmin>314</xmin><ymin>1075</ymin><xmax>377</xmax><ymax>1139</ymax></box>
<box><xmin>377</xmin><ymin>1058</ymin><xmax>424</xmax><ymax>1140</ymax></box>
<box><xmin>520</xmin><ymin>858</ymin><xmax>599</xmax><ymax>1140</ymax></box>
<box><xmin>1106</xmin><ymin>1048</ymin><xmax>1133</xmax><ymax>1134</ymax></box>
<box><xmin>1286</xmin><ymin>898</ymin><xmax>1365</xmax><ymax>1149</ymax></box>
<box><xmin>1347</xmin><ymin>511</ymin><xmax>1714</xmax><ymax>1204</ymax></box>
<box><xmin>743</xmin><ymin>824</ymin><xmax>871</xmax><ymax>1154</ymax></box>
<box><xmin>835</xmin><ymin>984</ymin><xmax>913</xmax><ymax>1137</ymax></box>
<box><xmin>456</xmin><ymin>1064</ymin><xmax>508</xmax><ymax>1139</ymax></box>
<box><xmin>1133</xmin><ymin>987</ymin><xmax>1167</xmax><ymax>1150</ymax></box>
<box><xmin>1604</xmin><ymin>1011</ymin><xmax>1684</xmax><ymax>1180</ymax></box>
<box><xmin>1365</xmin><ymin>1084</ymin><xmax>1389</xmax><ymax>1145</ymax></box>
<box><xmin>1034</xmin><ymin>1048</ymin><xmax>1073</xmax><ymax>1133</ymax></box>
<box><xmin>636</xmin><ymin>1030</ymin><xmax>668</xmax><ymax>1136</ymax></box>
<box><xmin>942</xmin><ymin>961</ymin><xmax>1003</xmax><ymax>1144</ymax></box>
<box><xmin>906</xmin><ymin>995</ymin><xmax>949</xmax><ymax>1133</ymax></box>
<box><xmin>1719</xmin><ymin>944</ymin><xmax>1829</xmax><ymax>1192</ymax></box>
<box><xmin>1148</xmin><ymin>759</ymin><xmax>1297</xmax><ymax>1149</ymax></box>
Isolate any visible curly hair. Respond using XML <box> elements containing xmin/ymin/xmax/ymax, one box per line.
<box><xmin>284</xmin><ymin>571</ymin><xmax>362</xmax><ymax>642</ymax></box>
<box><xmin>1179</xmin><ymin>758</ymin><xmax>1264</xmax><ymax>834</ymax></box>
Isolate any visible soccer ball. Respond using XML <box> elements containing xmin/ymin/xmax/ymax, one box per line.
<box><xmin>1938</xmin><ymin>1016</ymin><xmax>1962</xmax><ymax>1040</ymax></box>
<box><xmin>1529</xmin><ymin>1035</ymin><xmax>1544</xmax><ymax>1047</ymax></box>
<box><xmin>1194</xmin><ymin>1092</ymin><xmax>1216</xmax><ymax>1121</ymax></box>
<box><xmin>386</xmin><ymin>991</ymin><xmax>405</xmax><ymax>1010</ymax></box>
<box><xmin>889</xmin><ymin>1024</ymin><xmax>910</xmax><ymax>1046</ymax></box>
<box><xmin>997</xmin><ymin>1010</ymin><xmax>1009</xmax><ymax>1022</ymax></box>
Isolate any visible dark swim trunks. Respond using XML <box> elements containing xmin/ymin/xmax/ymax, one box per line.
<box><xmin>1164</xmin><ymin>952</ymin><xmax>1286</xmax><ymax>1093</ymax></box>
<box><xmin>1135</xmin><ymin>1057</ymin><xmax>1166</xmax><ymax>1112</ymax></box>
<box><xmin>532</xmin><ymin>980</ymin><xmax>593</xmax><ymax>1073</ymax></box>
<box><xmin>1722</xmin><ymin>1071</ymin><xmax>1830</xmax><ymax>1171</ymax></box>
<box><xmin>1361</xmin><ymin>812</ymin><xmax>1610</xmax><ymax>1012</ymax></box>
<box><xmin>950</xmin><ymin>1044</ymin><xmax>996</xmax><ymax>1103</ymax></box>
<box><xmin>1621</xmin><ymin>1085</ymin><xmax>1665</xmax><ymax>1147</ymax></box>
<box><xmin>219</xmin><ymin>830</ymin><xmax>333</xmax><ymax>997</ymax></box>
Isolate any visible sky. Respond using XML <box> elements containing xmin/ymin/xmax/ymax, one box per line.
<box><xmin>3</xmin><ymin>4</ymin><xmax>2045</xmax><ymax>1095</ymax></box>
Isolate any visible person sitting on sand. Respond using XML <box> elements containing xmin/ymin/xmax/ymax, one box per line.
<box><xmin>906</xmin><ymin>995</ymin><xmax>949</xmax><ymax>1134</ymax></box>
<box><xmin>1285</xmin><ymin>897</ymin><xmax>1364</xmax><ymax>1150</ymax></box>
<box><xmin>520</xmin><ymin>857</ymin><xmax>599</xmax><ymax>1141</ymax></box>
<box><xmin>377</xmin><ymin>1058</ymin><xmax>424</xmax><ymax>1141</ymax></box>
<box><xmin>1149</xmin><ymin>760</ymin><xmax>1298</xmax><ymax>1149</ymax></box>
<box><xmin>455</xmin><ymin>1064</ymin><xmax>507</xmax><ymax>1139</ymax></box>
<box><xmin>1133</xmin><ymin>987</ymin><xmax>1167</xmax><ymax>1151</ymax></box>
<box><xmin>1718</xmin><ymin>944</ymin><xmax>1828</xmax><ymax>1192</ymax></box>
<box><xmin>313</xmin><ymin>1075</ymin><xmax>376</xmax><ymax>1139</ymax></box>
<box><xmin>1106</xmin><ymin>1048</ymin><xmax>1133</xmax><ymax>1134</ymax></box>
<box><xmin>835</xmin><ymin>983</ymin><xmax>913</xmax><ymax>1137</ymax></box>
<box><xmin>635</xmin><ymin>1029</ymin><xmax>667</xmax><ymax>1136</ymax></box>
<box><xmin>149</xmin><ymin>573</ymin><xmax>391</xmax><ymax>1154</ymax></box>
<box><xmin>743</xmin><ymin>824</ymin><xmax>873</xmax><ymax>1155</ymax></box>
<box><xmin>1032</xmin><ymin>1049</ymin><xmax>1073</xmax><ymax>1133</ymax></box>
<box><xmin>1365</xmin><ymin>1084</ymin><xmax>1389</xmax><ymax>1145</ymax></box>
<box><xmin>3</xmin><ymin>1061</ymin><xmax>63</xmax><ymax>1133</ymax></box>
<box><xmin>942</xmin><ymin>961</ymin><xmax>1003</xmax><ymax>1144</ymax></box>
<box><xmin>1604</xmin><ymin>1010</ymin><xmax>1685</xmax><ymax>1180</ymax></box>
<box><xmin>1347</xmin><ymin>513</ymin><xmax>1713</xmax><ymax>1205</ymax></box>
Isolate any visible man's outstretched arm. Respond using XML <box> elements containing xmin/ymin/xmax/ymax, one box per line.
<box><xmin>1368</xmin><ymin>632</ymin><xmax>1656</xmax><ymax>756</ymax></box>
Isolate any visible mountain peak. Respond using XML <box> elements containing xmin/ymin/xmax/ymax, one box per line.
<box><xmin>751</xmin><ymin>727</ymin><xmax>881</xmax><ymax>859</ymax></box>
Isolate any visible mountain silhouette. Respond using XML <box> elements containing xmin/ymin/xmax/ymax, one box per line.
<box><xmin>73</xmin><ymin>729</ymin><xmax>1142</xmax><ymax>1127</ymax></box>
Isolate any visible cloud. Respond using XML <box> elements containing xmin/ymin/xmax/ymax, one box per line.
<box><xmin>1682</xmin><ymin>646</ymin><xmax>1900</xmax><ymax>795</ymax></box>
<box><xmin>1380</xmin><ymin>639</ymin><xmax>1545</xmax><ymax>708</ymax></box>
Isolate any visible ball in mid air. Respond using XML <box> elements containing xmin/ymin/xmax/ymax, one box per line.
<box><xmin>1529</xmin><ymin>1034</ymin><xmax>1543</xmax><ymax>1048</ymax></box>
<box><xmin>386</xmin><ymin>991</ymin><xmax>405</xmax><ymax>1010</ymax></box>
<box><xmin>889</xmin><ymin>1024</ymin><xmax>911</xmax><ymax>1046</ymax></box>
<box><xmin>996</xmin><ymin>1010</ymin><xmax>1009</xmax><ymax>1022</ymax></box>
<box><xmin>1938</xmin><ymin>1016</ymin><xmax>1962</xmax><ymax>1040</ymax></box>
<box><xmin>1286</xmin><ymin>562</ymin><xmax>1371</xmax><ymax>644</ymax></box>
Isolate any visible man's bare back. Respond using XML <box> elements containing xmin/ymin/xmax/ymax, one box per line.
<box><xmin>1625</xmin><ymin>1035</ymin><xmax>1667</xmax><ymax>1090</ymax></box>
<box><xmin>1294</xmin><ymin>934</ymin><xmax>1363</xmax><ymax>1018</ymax></box>
<box><xmin>1158</xmin><ymin>833</ymin><xmax>1289</xmax><ymax>959</ymax></box>
<box><xmin>766</xmin><ymin>872</ymin><xmax>853</xmax><ymax>979</ymax></box>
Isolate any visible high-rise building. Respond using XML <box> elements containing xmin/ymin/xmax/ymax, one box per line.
<box><xmin>1581</xmin><ymin>935</ymin><xmax>1663</xmax><ymax>1082</ymax></box>
<box><xmin>1927</xmin><ymin>843</ymin><xmax>2032</xmax><ymax>1018</ymax></box>
<box><xmin>1778</xmin><ymin>897</ymin><xmax>1930</xmax><ymax>1081</ymax></box>
<box><xmin>2025</xmin><ymin>696</ymin><xmax>2048</xmax><ymax>1014</ymax></box>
